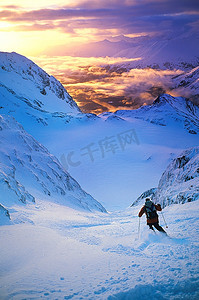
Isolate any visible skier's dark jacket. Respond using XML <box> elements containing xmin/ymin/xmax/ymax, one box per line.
<box><xmin>138</xmin><ymin>202</ymin><xmax>162</xmax><ymax>224</ymax></box>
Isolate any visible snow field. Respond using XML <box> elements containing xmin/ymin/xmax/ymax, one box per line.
<box><xmin>0</xmin><ymin>200</ymin><xmax>198</xmax><ymax>299</ymax></box>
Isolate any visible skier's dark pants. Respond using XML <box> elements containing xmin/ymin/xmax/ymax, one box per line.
<box><xmin>148</xmin><ymin>222</ymin><xmax>166</xmax><ymax>233</ymax></box>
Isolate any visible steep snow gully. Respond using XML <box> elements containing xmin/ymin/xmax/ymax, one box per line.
<box><xmin>0</xmin><ymin>52</ymin><xmax>199</xmax><ymax>299</ymax></box>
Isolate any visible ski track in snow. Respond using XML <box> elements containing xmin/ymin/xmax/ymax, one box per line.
<box><xmin>0</xmin><ymin>200</ymin><xmax>199</xmax><ymax>299</ymax></box>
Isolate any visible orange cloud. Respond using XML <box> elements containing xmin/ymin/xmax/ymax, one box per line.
<box><xmin>31</xmin><ymin>55</ymin><xmax>187</xmax><ymax>114</ymax></box>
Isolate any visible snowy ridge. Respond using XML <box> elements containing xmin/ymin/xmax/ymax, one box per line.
<box><xmin>133</xmin><ymin>146</ymin><xmax>199</xmax><ymax>207</ymax></box>
<box><xmin>0</xmin><ymin>114</ymin><xmax>106</xmax><ymax>219</ymax></box>
<box><xmin>101</xmin><ymin>94</ymin><xmax>199</xmax><ymax>134</ymax></box>
<box><xmin>0</xmin><ymin>52</ymin><xmax>79</xmax><ymax>113</ymax></box>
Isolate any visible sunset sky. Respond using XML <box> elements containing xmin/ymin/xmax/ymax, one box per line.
<box><xmin>0</xmin><ymin>0</ymin><xmax>198</xmax><ymax>55</ymax></box>
<box><xmin>1</xmin><ymin>0</ymin><xmax>198</xmax><ymax>113</ymax></box>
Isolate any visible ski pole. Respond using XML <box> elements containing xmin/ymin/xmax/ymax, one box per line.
<box><xmin>138</xmin><ymin>217</ymin><xmax>141</xmax><ymax>239</ymax></box>
<box><xmin>161</xmin><ymin>211</ymin><xmax>168</xmax><ymax>228</ymax></box>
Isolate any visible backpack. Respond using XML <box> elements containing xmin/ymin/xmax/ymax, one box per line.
<box><xmin>145</xmin><ymin>200</ymin><xmax>157</xmax><ymax>219</ymax></box>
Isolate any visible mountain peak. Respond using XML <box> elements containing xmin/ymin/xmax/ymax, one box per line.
<box><xmin>152</xmin><ymin>94</ymin><xmax>198</xmax><ymax>116</ymax></box>
<box><xmin>153</xmin><ymin>94</ymin><xmax>181</xmax><ymax>105</ymax></box>
<box><xmin>148</xmin><ymin>94</ymin><xmax>199</xmax><ymax>133</ymax></box>
<box><xmin>0</xmin><ymin>51</ymin><xmax>40</xmax><ymax>73</ymax></box>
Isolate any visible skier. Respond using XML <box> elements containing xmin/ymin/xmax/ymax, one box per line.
<box><xmin>138</xmin><ymin>198</ymin><xmax>166</xmax><ymax>233</ymax></box>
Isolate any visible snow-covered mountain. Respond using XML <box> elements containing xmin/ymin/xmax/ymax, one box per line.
<box><xmin>56</xmin><ymin>35</ymin><xmax>199</xmax><ymax>71</ymax></box>
<box><xmin>46</xmin><ymin>36</ymin><xmax>143</xmax><ymax>58</ymax></box>
<box><xmin>132</xmin><ymin>146</ymin><xmax>199</xmax><ymax>207</ymax></box>
<box><xmin>0</xmin><ymin>114</ymin><xmax>106</xmax><ymax>219</ymax></box>
<box><xmin>100</xmin><ymin>94</ymin><xmax>199</xmax><ymax>134</ymax></box>
<box><xmin>115</xmin><ymin>36</ymin><xmax>199</xmax><ymax>70</ymax></box>
<box><xmin>173</xmin><ymin>66</ymin><xmax>199</xmax><ymax>89</ymax></box>
<box><xmin>130</xmin><ymin>188</ymin><xmax>157</xmax><ymax>207</ymax></box>
<box><xmin>0</xmin><ymin>52</ymin><xmax>97</xmax><ymax>135</ymax></box>
<box><xmin>173</xmin><ymin>66</ymin><xmax>199</xmax><ymax>105</ymax></box>
<box><xmin>0</xmin><ymin>52</ymin><xmax>79</xmax><ymax>113</ymax></box>
<box><xmin>154</xmin><ymin>146</ymin><xmax>199</xmax><ymax>207</ymax></box>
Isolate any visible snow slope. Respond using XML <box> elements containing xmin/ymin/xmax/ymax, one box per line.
<box><xmin>0</xmin><ymin>114</ymin><xmax>106</xmax><ymax>219</ymax></box>
<box><xmin>0</xmin><ymin>199</ymin><xmax>198</xmax><ymax>299</ymax></box>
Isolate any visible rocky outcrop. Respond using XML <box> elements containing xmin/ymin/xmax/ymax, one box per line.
<box><xmin>132</xmin><ymin>147</ymin><xmax>199</xmax><ymax>207</ymax></box>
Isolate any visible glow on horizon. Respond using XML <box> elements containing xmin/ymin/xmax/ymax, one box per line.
<box><xmin>0</xmin><ymin>1</ymin><xmax>104</xmax><ymax>55</ymax></box>
<box><xmin>0</xmin><ymin>0</ymin><xmax>75</xmax><ymax>10</ymax></box>
<box><xmin>1</xmin><ymin>0</ymin><xmax>198</xmax><ymax>57</ymax></box>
